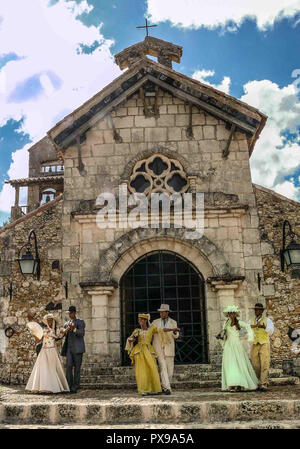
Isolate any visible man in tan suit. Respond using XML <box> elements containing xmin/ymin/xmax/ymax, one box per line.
<box><xmin>152</xmin><ymin>304</ymin><xmax>179</xmax><ymax>395</ymax></box>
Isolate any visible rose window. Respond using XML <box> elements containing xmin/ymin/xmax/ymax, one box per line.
<box><xmin>128</xmin><ymin>154</ymin><xmax>189</xmax><ymax>196</ymax></box>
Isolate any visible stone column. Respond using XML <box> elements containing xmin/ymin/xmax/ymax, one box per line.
<box><xmin>86</xmin><ymin>285</ymin><xmax>116</xmax><ymax>357</ymax></box>
<box><xmin>27</xmin><ymin>185</ymin><xmax>40</xmax><ymax>212</ymax></box>
<box><xmin>14</xmin><ymin>186</ymin><xmax>20</xmax><ymax>206</ymax></box>
<box><xmin>209</xmin><ymin>279</ymin><xmax>244</xmax><ymax>325</ymax></box>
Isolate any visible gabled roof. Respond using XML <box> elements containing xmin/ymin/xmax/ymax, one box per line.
<box><xmin>48</xmin><ymin>57</ymin><xmax>267</xmax><ymax>157</ymax></box>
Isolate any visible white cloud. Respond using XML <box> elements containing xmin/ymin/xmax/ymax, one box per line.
<box><xmin>0</xmin><ymin>0</ymin><xmax>121</xmax><ymax>213</ymax></box>
<box><xmin>273</xmin><ymin>181</ymin><xmax>299</xmax><ymax>200</ymax></box>
<box><xmin>0</xmin><ymin>146</ymin><xmax>29</xmax><ymax>212</ymax></box>
<box><xmin>192</xmin><ymin>69</ymin><xmax>231</xmax><ymax>94</ymax></box>
<box><xmin>241</xmin><ymin>80</ymin><xmax>300</xmax><ymax>201</ymax></box>
<box><xmin>147</xmin><ymin>0</ymin><xmax>300</xmax><ymax>30</ymax></box>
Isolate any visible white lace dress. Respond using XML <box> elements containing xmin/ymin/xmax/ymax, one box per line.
<box><xmin>25</xmin><ymin>326</ymin><xmax>69</xmax><ymax>393</ymax></box>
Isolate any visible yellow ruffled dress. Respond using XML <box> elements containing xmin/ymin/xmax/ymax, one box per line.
<box><xmin>125</xmin><ymin>326</ymin><xmax>164</xmax><ymax>394</ymax></box>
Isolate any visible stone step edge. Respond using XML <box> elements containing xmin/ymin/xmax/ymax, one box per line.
<box><xmin>81</xmin><ymin>377</ymin><xmax>300</xmax><ymax>390</ymax></box>
<box><xmin>81</xmin><ymin>367</ymin><xmax>284</xmax><ymax>373</ymax></box>
<box><xmin>1</xmin><ymin>399</ymin><xmax>299</xmax><ymax>425</ymax></box>
<box><xmin>5</xmin><ymin>376</ymin><xmax>298</xmax><ymax>389</ymax></box>
<box><xmin>80</xmin><ymin>371</ymin><xmax>287</xmax><ymax>379</ymax></box>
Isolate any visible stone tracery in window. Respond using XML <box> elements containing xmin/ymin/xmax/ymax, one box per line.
<box><xmin>128</xmin><ymin>154</ymin><xmax>189</xmax><ymax>196</ymax></box>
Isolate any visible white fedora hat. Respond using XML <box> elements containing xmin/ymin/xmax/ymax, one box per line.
<box><xmin>157</xmin><ymin>304</ymin><xmax>171</xmax><ymax>312</ymax></box>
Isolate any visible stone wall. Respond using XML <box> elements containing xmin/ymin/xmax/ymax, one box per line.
<box><xmin>254</xmin><ymin>184</ymin><xmax>300</xmax><ymax>366</ymax></box>
<box><xmin>63</xmin><ymin>89</ymin><xmax>254</xmax><ymax>205</ymax></box>
<box><xmin>28</xmin><ymin>137</ymin><xmax>58</xmax><ymax>177</ymax></box>
<box><xmin>60</xmin><ymin>89</ymin><xmax>263</xmax><ymax>365</ymax></box>
<box><xmin>0</xmin><ymin>198</ymin><xmax>63</xmax><ymax>384</ymax></box>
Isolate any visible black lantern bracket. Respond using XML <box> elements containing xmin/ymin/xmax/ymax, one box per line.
<box><xmin>64</xmin><ymin>281</ymin><xmax>68</xmax><ymax>299</ymax></box>
<box><xmin>16</xmin><ymin>229</ymin><xmax>41</xmax><ymax>280</ymax></box>
<box><xmin>2</xmin><ymin>282</ymin><xmax>13</xmax><ymax>301</ymax></box>
<box><xmin>280</xmin><ymin>220</ymin><xmax>300</xmax><ymax>274</ymax></box>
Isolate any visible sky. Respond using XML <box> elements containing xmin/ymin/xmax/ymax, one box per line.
<box><xmin>0</xmin><ymin>0</ymin><xmax>299</xmax><ymax>225</ymax></box>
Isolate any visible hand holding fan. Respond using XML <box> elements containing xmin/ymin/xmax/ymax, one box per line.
<box><xmin>27</xmin><ymin>322</ymin><xmax>43</xmax><ymax>340</ymax></box>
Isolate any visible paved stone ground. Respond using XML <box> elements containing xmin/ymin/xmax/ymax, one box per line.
<box><xmin>1</xmin><ymin>384</ymin><xmax>299</xmax><ymax>404</ymax></box>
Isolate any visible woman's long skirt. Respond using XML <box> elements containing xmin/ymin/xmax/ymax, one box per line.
<box><xmin>25</xmin><ymin>347</ymin><xmax>70</xmax><ymax>393</ymax></box>
<box><xmin>222</xmin><ymin>338</ymin><xmax>258</xmax><ymax>391</ymax></box>
<box><xmin>133</xmin><ymin>345</ymin><xmax>162</xmax><ymax>394</ymax></box>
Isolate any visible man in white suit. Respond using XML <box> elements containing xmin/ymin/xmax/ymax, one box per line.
<box><xmin>152</xmin><ymin>304</ymin><xmax>179</xmax><ymax>395</ymax></box>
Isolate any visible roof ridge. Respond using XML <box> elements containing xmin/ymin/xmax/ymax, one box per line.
<box><xmin>50</xmin><ymin>57</ymin><xmax>265</xmax><ymax>135</ymax></box>
<box><xmin>0</xmin><ymin>194</ymin><xmax>63</xmax><ymax>235</ymax></box>
<box><xmin>48</xmin><ymin>57</ymin><xmax>266</xmax><ymax>157</ymax></box>
<box><xmin>143</xmin><ymin>58</ymin><xmax>266</xmax><ymax>117</ymax></box>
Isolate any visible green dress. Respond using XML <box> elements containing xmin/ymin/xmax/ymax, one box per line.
<box><xmin>221</xmin><ymin>319</ymin><xmax>258</xmax><ymax>391</ymax></box>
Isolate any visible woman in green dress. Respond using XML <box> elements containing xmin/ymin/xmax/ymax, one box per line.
<box><xmin>218</xmin><ymin>305</ymin><xmax>258</xmax><ymax>392</ymax></box>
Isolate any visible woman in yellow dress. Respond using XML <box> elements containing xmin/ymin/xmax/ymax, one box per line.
<box><xmin>125</xmin><ymin>313</ymin><xmax>180</xmax><ymax>396</ymax></box>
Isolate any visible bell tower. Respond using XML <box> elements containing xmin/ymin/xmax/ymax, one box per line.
<box><xmin>115</xmin><ymin>35</ymin><xmax>183</xmax><ymax>70</ymax></box>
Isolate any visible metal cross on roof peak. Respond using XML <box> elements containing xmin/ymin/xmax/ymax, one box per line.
<box><xmin>136</xmin><ymin>18</ymin><xmax>157</xmax><ymax>37</ymax></box>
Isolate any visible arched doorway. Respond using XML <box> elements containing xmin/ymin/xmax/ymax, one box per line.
<box><xmin>120</xmin><ymin>250</ymin><xmax>208</xmax><ymax>365</ymax></box>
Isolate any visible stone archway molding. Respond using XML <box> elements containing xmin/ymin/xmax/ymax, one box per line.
<box><xmin>97</xmin><ymin>226</ymin><xmax>231</xmax><ymax>283</ymax></box>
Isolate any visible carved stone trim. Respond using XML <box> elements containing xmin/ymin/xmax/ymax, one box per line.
<box><xmin>128</xmin><ymin>153</ymin><xmax>189</xmax><ymax>197</ymax></box>
<box><xmin>121</xmin><ymin>147</ymin><xmax>191</xmax><ymax>182</ymax></box>
<box><xmin>207</xmin><ymin>276</ymin><xmax>245</xmax><ymax>292</ymax></box>
<box><xmin>94</xmin><ymin>227</ymin><xmax>231</xmax><ymax>283</ymax></box>
<box><xmin>80</xmin><ymin>281</ymin><xmax>118</xmax><ymax>290</ymax></box>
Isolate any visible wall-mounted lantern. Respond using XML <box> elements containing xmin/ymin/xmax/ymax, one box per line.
<box><xmin>16</xmin><ymin>229</ymin><xmax>40</xmax><ymax>280</ymax></box>
<box><xmin>281</xmin><ymin>220</ymin><xmax>300</xmax><ymax>278</ymax></box>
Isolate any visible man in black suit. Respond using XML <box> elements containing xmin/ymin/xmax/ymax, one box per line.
<box><xmin>61</xmin><ymin>306</ymin><xmax>85</xmax><ymax>394</ymax></box>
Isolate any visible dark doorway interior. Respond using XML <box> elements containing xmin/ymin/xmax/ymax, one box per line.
<box><xmin>120</xmin><ymin>250</ymin><xmax>208</xmax><ymax>365</ymax></box>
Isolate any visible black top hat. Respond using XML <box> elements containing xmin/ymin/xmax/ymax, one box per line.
<box><xmin>68</xmin><ymin>306</ymin><xmax>76</xmax><ymax>313</ymax></box>
<box><xmin>253</xmin><ymin>303</ymin><xmax>265</xmax><ymax>310</ymax></box>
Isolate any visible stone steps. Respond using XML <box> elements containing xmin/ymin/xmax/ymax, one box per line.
<box><xmin>80</xmin><ymin>380</ymin><xmax>219</xmax><ymax>390</ymax></box>
<box><xmin>79</xmin><ymin>367</ymin><xmax>295</xmax><ymax>389</ymax></box>
<box><xmin>81</xmin><ymin>367</ymin><xmax>284</xmax><ymax>379</ymax></box>
<box><xmin>81</xmin><ymin>372</ymin><xmax>222</xmax><ymax>383</ymax></box>
<box><xmin>1</xmin><ymin>397</ymin><xmax>299</xmax><ymax>426</ymax></box>
<box><xmin>80</xmin><ymin>376</ymin><xmax>299</xmax><ymax>390</ymax></box>
<box><xmin>80</xmin><ymin>364</ymin><xmax>216</xmax><ymax>376</ymax></box>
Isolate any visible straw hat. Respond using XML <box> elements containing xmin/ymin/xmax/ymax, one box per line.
<box><xmin>223</xmin><ymin>305</ymin><xmax>240</xmax><ymax>317</ymax></box>
<box><xmin>138</xmin><ymin>313</ymin><xmax>150</xmax><ymax>321</ymax></box>
<box><xmin>42</xmin><ymin>313</ymin><xmax>60</xmax><ymax>326</ymax></box>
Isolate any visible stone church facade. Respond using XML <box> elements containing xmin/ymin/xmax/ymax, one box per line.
<box><xmin>0</xmin><ymin>37</ymin><xmax>299</xmax><ymax>384</ymax></box>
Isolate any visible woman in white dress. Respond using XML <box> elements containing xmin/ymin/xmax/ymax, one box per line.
<box><xmin>218</xmin><ymin>305</ymin><xmax>258</xmax><ymax>392</ymax></box>
<box><xmin>26</xmin><ymin>313</ymin><xmax>70</xmax><ymax>394</ymax></box>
